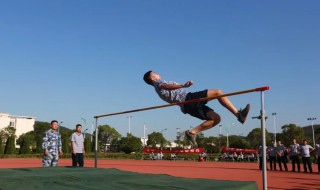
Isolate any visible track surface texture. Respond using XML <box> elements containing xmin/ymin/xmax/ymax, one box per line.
<box><xmin>0</xmin><ymin>158</ymin><xmax>319</xmax><ymax>190</ymax></box>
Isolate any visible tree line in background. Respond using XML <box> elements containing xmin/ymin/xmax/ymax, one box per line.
<box><xmin>0</xmin><ymin>122</ymin><xmax>318</xmax><ymax>155</ymax></box>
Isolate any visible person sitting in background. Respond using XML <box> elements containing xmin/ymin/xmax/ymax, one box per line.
<box><xmin>159</xmin><ymin>152</ymin><xmax>164</xmax><ymax>160</ymax></box>
<box><xmin>150</xmin><ymin>152</ymin><xmax>156</xmax><ymax>160</ymax></box>
<box><xmin>249</xmin><ymin>153</ymin><xmax>255</xmax><ymax>162</ymax></box>
<box><xmin>233</xmin><ymin>152</ymin><xmax>238</xmax><ymax>162</ymax></box>
<box><xmin>156</xmin><ymin>153</ymin><xmax>161</xmax><ymax>160</ymax></box>
<box><xmin>221</xmin><ymin>152</ymin><xmax>228</xmax><ymax>161</ymax></box>
<box><xmin>238</xmin><ymin>152</ymin><xmax>244</xmax><ymax>162</ymax></box>
<box><xmin>170</xmin><ymin>153</ymin><xmax>177</xmax><ymax>160</ymax></box>
<box><xmin>199</xmin><ymin>151</ymin><xmax>207</xmax><ymax>161</ymax></box>
<box><xmin>228</xmin><ymin>152</ymin><xmax>233</xmax><ymax>162</ymax></box>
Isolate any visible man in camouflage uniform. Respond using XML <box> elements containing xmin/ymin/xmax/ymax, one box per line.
<box><xmin>42</xmin><ymin>120</ymin><xmax>63</xmax><ymax>167</ymax></box>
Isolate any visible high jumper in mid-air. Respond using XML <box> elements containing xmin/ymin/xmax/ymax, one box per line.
<box><xmin>143</xmin><ymin>71</ymin><xmax>250</xmax><ymax>148</ymax></box>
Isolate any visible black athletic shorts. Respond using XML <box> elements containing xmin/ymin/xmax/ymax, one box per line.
<box><xmin>183</xmin><ymin>90</ymin><xmax>214</xmax><ymax>120</ymax></box>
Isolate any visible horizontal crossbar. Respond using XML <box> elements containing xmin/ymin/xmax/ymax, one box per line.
<box><xmin>94</xmin><ymin>86</ymin><xmax>269</xmax><ymax>119</ymax></box>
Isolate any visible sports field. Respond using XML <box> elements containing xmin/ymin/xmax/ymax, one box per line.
<box><xmin>0</xmin><ymin>159</ymin><xmax>319</xmax><ymax>190</ymax></box>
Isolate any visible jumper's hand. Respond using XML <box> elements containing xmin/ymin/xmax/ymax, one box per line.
<box><xmin>59</xmin><ymin>150</ymin><xmax>63</xmax><ymax>156</ymax></box>
<box><xmin>183</xmin><ymin>81</ymin><xmax>193</xmax><ymax>88</ymax></box>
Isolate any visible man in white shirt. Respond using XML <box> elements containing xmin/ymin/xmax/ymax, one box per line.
<box><xmin>299</xmin><ymin>139</ymin><xmax>314</xmax><ymax>173</ymax></box>
<box><xmin>71</xmin><ymin>124</ymin><xmax>85</xmax><ymax>167</ymax></box>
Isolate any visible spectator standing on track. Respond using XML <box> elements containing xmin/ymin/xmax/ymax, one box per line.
<box><xmin>42</xmin><ymin>120</ymin><xmax>63</xmax><ymax>167</ymax></box>
<box><xmin>276</xmin><ymin>140</ymin><xmax>288</xmax><ymax>171</ymax></box>
<box><xmin>268</xmin><ymin>140</ymin><xmax>277</xmax><ymax>171</ymax></box>
<box><xmin>289</xmin><ymin>138</ymin><xmax>300</xmax><ymax>172</ymax></box>
<box><xmin>258</xmin><ymin>145</ymin><xmax>267</xmax><ymax>170</ymax></box>
<box><xmin>299</xmin><ymin>139</ymin><xmax>314</xmax><ymax>173</ymax></box>
<box><xmin>71</xmin><ymin>124</ymin><xmax>85</xmax><ymax>167</ymax></box>
<box><xmin>315</xmin><ymin>137</ymin><xmax>320</xmax><ymax>174</ymax></box>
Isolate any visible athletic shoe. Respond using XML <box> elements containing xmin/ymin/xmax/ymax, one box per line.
<box><xmin>237</xmin><ymin>104</ymin><xmax>251</xmax><ymax>124</ymax></box>
<box><xmin>185</xmin><ymin>130</ymin><xmax>198</xmax><ymax>148</ymax></box>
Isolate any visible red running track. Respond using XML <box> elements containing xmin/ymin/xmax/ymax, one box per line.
<box><xmin>0</xmin><ymin>159</ymin><xmax>319</xmax><ymax>190</ymax></box>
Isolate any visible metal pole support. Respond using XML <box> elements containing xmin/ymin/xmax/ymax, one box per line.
<box><xmin>94</xmin><ymin>118</ymin><xmax>98</xmax><ymax>168</ymax></box>
<box><xmin>260</xmin><ymin>91</ymin><xmax>267</xmax><ymax>190</ymax></box>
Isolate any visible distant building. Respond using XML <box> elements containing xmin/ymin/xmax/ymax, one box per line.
<box><xmin>0</xmin><ymin>113</ymin><xmax>36</xmax><ymax>148</ymax></box>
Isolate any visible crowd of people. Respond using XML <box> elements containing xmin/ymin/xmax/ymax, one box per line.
<box><xmin>220</xmin><ymin>152</ymin><xmax>257</xmax><ymax>162</ymax></box>
<box><xmin>217</xmin><ymin>137</ymin><xmax>320</xmax><ymax>175</ymax></box>
<box><xmin>149</xmin><ymin>152</ymin><xmax>165</xmax><ymax>160</ymax></box>
<box><xmin>258</xmin><ymin>137</ymin><xmax>320</xmax><ymax>174</ymax></box>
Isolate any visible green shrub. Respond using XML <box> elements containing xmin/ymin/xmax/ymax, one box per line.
<box><xmin>4</xmin><ymin>136</ymin><xmax>16</xmax><ymax>154</ymax></box>
<box><xmin>19</xmin><ymin>136</ymin><xmax>32</xmax><ymax>154</ymax></box>
<box><xmin>119</xmin><ymin>135</ymin><xmax>142</xmax><ymax>154</ymax></box>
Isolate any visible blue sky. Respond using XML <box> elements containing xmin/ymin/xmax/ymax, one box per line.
<box><xmin>0</xmin><ymin>1</ymin><xmax>319</xmax><ymax>140</ymax></box>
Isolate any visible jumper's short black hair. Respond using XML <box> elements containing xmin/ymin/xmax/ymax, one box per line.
<box><xmin>51</xmin><ymin>120</ymin><xmax>58</xmax><ymax>125</ymax></box>
<box><xmin>303</xmin><ymin>139</ymin><xmax>307</xmax><ymax>142</ymax></box>
<box><xmin>76</xmin><ymin>124</ymin><xmax>82</xmax><ymax>129</ymax></box>
<box><xmin>143</xmin><ymin>71</ymin><xmax>153</xmax><ymax>85</ymax></box>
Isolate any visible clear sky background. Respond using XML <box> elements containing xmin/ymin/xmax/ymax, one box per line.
<box><xmin>0</xmin><ymin>1</ymin><xmax>319</xmax><ymax>141</ymax></box>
